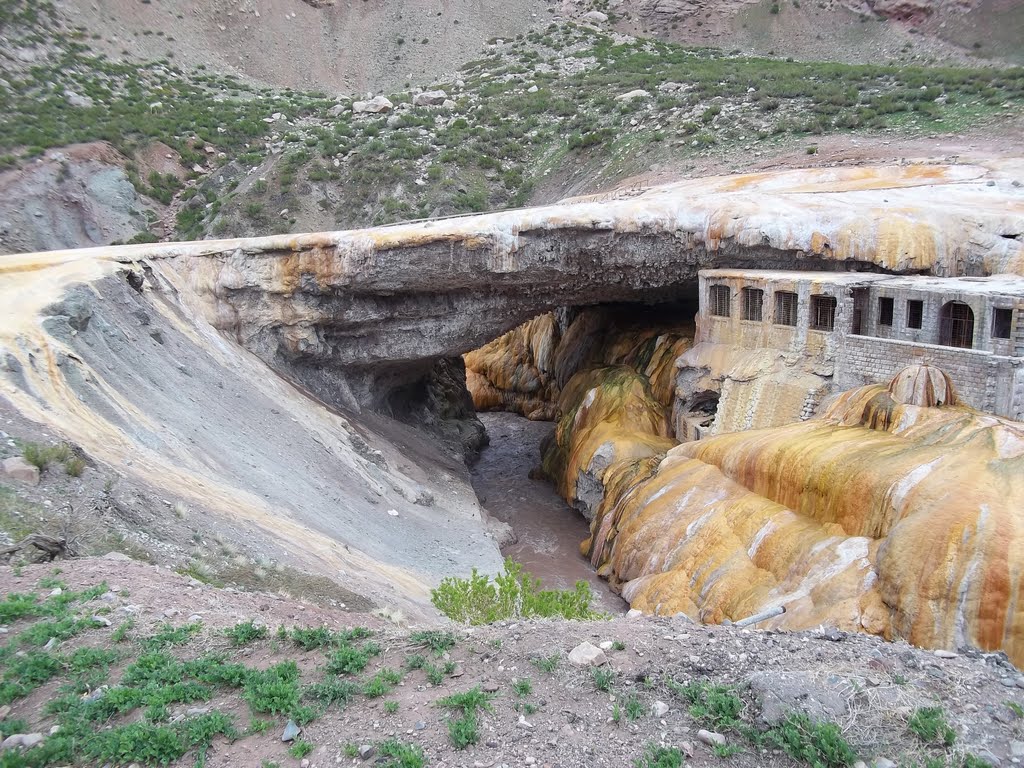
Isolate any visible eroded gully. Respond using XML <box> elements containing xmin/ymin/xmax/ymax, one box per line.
<box><xmin>470</xmin><ymin>412</ymin><xmax>628</xmax><ymax>615</ymax></box>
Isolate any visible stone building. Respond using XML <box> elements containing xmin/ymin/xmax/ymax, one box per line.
<box><xmin>683</xmin><ymin>269</ymin><xmax>1024</xmax><ymax>431</ymax></box>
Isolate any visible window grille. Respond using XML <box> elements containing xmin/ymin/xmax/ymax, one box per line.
<box><xmin>809</xmin><ymin>295</ymin><xmax>837</xmax><ymax>331</ymax></box>
<box><xmin>774</xmin><ymin>291</ymin><xmax>798</xmax><ymax>327</ymax></box>
<box><xmin>709</xmin><ymin>285</ymin><xmax>731</xmax><ymax>317</ymax></box>
<box><xmin>878</xmin><ymin>297</ymin><xmax>894</xmax><ymax>326</ymax></box>
<box><xmin>939</xmin><ymin>301</ymin><xmax>974</xmax><ymax>349</ymax></box>
<box><xmin>907</xmin><ymin>300</ymin><xmax>923</xmax><ymax>330</ymax></box>
<box><xmin>741</xmin><ymin>288</ymin><xmax>764</xmax><ymax>321</ymax></box>
<box><xmin>992</xmin><ymin>307</ymin><xmax>1013</xmax><ymax>340</ymax></box>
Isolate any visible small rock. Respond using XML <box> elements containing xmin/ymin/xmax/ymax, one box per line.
<box><xmin>652</xmin><ymin>700</ymin><xmax>670</xmax><ymax>717</ymax></box>
<box><xmin>626</xmin><ymin>609</ymin><xmax>643</xmax><ymax>618</ymax></box>
<box><xmin>281</xmin><ymin>720</ymin><xmax>301</xmax><ymax>742</ymax></box>
<box><xmin>1010</xmin><ymin>741</ymin><xmax>1024</xmax><ymax>758</ymax></box>
<box><xmin>872</xmin><ymin>759</ymin><xmax>897</xmax><ymax>768</ymax></box>
<box><xmin>581</xmin><ymin>9</ymin><xmax>608</xmax><ymax>22</ymax></box>
<box><xmin>517</xmin><ymin>714</ymin><xmax>534</xmax><ymax>730</ymax></box>
<box><xmin>933</xmin><ymin>649</ymin><xmax>958</xmax><ymax>658</ymax></box>
<box><xmin>527</xmin><ymin>85</ymin><xmax>538</xmax><ymax>93</ymax></box>
<box><xmin>300</xmin><ymin>760</ymin><xmax>309</xmax><ymax>768</ymax></box>
<box><xmin>387</xmin><ymin>509</ymin><xmax>399</xmax><ymax>517</ymax></box>
<box><xmin>49</xmin><ymin>588</ymin><xmax>62</xmax><ymax>597</ymax></box>
<box><xmin>0</xmin><ymin>705</ymin><xmax>10</xmax><ymax>719</ymax></box>
<box><xmin>352</xmin><ymin>95</ymin><xmax>393</xmax><ymax>114</ymax></box>
<box><xmin>414</xmin><ymin>721</ymin><xmax>425</xmax><ymax>731</ymax></box>
<box><xmin>48</xmin><ymin>726</ymin><xmax>60</xmax><ymax>736</ymax></box>
<box><xmin>91</xmin><ymin>616</ymin><xmax>112</xmax><ymax>627</ymax></box>
<box><xmin>482</xmin><ymin>682</ymin><xmax>499</xmax><ymax>693</ymax></box>
<box><xmin>616</xmin><ymin>89</ymin><xmax>651</xmax><ymax>102</ymax></box>
<box><xmin>567</xmin><ymin>641</ymin><xmax>607</xmax><ymax>667</ymax></box>
<box><xmin>43</xmin><ymin>638</ymin><xmax>57</xmax><ymax>651</ymax></box>
<box><xmin>412</xmin><ymin>90</ymin><xmax>448</xmax><ymax>107</ymax></box>
<box><xmin>358</xmin><ymin>744</ymin><xmax>375</xmax><ymax>759</ymax></box>
<box><xmin>697</xmin><ymin>729</ymin><xmax>725</xmax><ymax>746</ymax></box>
<box><xmin>599</xmin><ymin>641</ymin><xmax>613</xmax><ymax>651</ymax></box>
<box><xmin>1</xmin><ymin>457</ymin><xmax>39</xmax><ymax>486</ymax></box>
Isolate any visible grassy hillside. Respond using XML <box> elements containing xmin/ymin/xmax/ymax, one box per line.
<box><xmin>1</xmin><ymin>0</ymin><xmax>1022</xmax><ymax>243</ymax></box>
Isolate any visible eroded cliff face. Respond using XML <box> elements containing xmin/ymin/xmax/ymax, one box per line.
<box><xmin>564</xmin><ymin>364</ymin><xmax>1024</xmax><ymax>665</ymax></box>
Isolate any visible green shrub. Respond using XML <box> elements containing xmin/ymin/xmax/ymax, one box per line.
<box><xmin>448</xmin><ymin>710</ymin><xmax>479</xmax><ymax>749</ymax></box>
<box><xmin>431</xmin><ymin>558</ymin><xmax>602</xmax><ymax>624</ymax></box>
<box><xmin>378</xmin><ymin>739</ymin><xmax>426</xmax><ymax>768</ymax></box>
<box><xmin>634</xmin><ymin>744</ymin><xmax>684</xmax><ymax>768</ymax></box>
<box><xmin>765</xmin><ymin>713</ymin><xmax>856</xmax><ymax>768</ymax></box>
<box><xmin>226</xmin><ymin>621</ymin><xmax>267</xmax><ymax>647</ymax></box>
<box><xmin>908</xmin><ymin>706</ymin><xmax>956</xmax><ymax>746</ymax></box>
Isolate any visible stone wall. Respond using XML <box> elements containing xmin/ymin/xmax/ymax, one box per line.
<box><xmin>836</xmin><ymin>335</ymin><xmax>1023</xmax><ymax>418</ymax></box>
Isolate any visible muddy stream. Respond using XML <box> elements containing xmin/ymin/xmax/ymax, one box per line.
<box><xmin>470</xmin><ymin>412</ymin><xmax>628</xmax><ymax>615</ymax></box>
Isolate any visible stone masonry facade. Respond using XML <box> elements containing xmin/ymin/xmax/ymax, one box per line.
<box><xmin>696</xmin><ymin>270</ymin><xmax>1024</xmax><ymax>420</ymax></box>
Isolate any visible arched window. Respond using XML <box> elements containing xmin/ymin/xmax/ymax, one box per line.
<box><xmin>939</xmin><ymin>301</ymin><xmax>974</xmax><ymax>349</ymax></box>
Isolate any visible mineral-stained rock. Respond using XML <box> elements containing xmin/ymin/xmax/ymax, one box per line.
<box><xmin>577</xmin><ymin>365</ymin><xmax>1024</xmax><ymax>666</ymax></box>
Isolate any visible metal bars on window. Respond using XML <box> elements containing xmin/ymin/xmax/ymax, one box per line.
<box><xmin>774</xmin><ymin>291</ymin><xmax>798</xmax><ymax>327</ymax></box>
<box><xmin>809</xmin><ymin>295</ymin><xmax>837</xmax><ymax>331</ymax></box>
<box><xmin>741</xmin><ymin>288</ymin><xmax>764</xmax><ymax>321</ymax></box>
<box><xmin>709</xmin><ymin>285</ymin><xmax>731</xmax><ymax>317</ymax></box>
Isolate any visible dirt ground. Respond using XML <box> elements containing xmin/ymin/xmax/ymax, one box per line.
<box><xmin>1</xmin><ymin>557</ymin><xmax>1022</xmax><ymax>768</ymax></box>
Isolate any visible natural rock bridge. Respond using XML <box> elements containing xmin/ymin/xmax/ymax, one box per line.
<box><xmin>1</xmin><ymin>161</ymin><xmax>1022</xmax><ymax>624</ymax></box>
<box><xmin>51</xmin><ymin>163</ymin><xmax>1024</xmax><ymax>412</ymax></box>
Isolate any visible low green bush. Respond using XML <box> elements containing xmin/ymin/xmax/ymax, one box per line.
<box><xmin>431</xmin><ymin>558</ymin><xmax>602</xmax><ymax>624</ymax></box>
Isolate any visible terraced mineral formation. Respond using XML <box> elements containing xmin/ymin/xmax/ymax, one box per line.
<box><xmin>573</xmin><ymin>364</ymin><xmax>1024</xmax><ymax>665</ymax></box>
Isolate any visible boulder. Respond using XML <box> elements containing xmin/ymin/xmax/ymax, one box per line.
<box><xmin>747</xmin><ymin>671</ymin><xmax>849</xmax><ymax>725</ymax></box>
<box><xmin>582</xmin><ymin>10</ymin><xmax>609</xmax><ymax>23</ymax></box>
<box><xmin>413</xmin><ymin>90</ymin><xmax>448</xmax><ymax>107</ymax></box>
<box><xmin>567</xmin><ymin>641</ymin><xmax>607</xmax><ymax>667</ymax></box>
<box><xmin>616</xmin><ymin>89</ymin><xmax>651</xmax><ymax>102</ymax></box>
<box><xmin>1</xmin><ymin>457</ymin><xmax>39</xmax><ymax>485</ymax></box>
<box><xmin>352</xmin><ymin>96</ymin><xmax>393</xmax><ymax>114</ymax></box>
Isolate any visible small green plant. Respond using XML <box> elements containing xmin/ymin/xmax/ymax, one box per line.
<box><xmin>437</xmin><ymin>686</ymin><xmax>494</xmax><ymax>714</ymax></box>
<box><xmin>592</xmin><ymin>667</ymin><xmax>615</xmax><ymax>692</ymax></box>
<box><xmin>668</xmin><ymin>680</ymin><xmax>742</xmax><ymax>729</ymax></box>
<box><xmin>304</xmin><ymin>678</ymin><xmax>359</xmax><ymax>708</ymax></box>
<box><xmin>226</xmin><ymin>621</ymin><xmax>267</xmax><ymax>646</ymax></box>
<box><xmin>624</xmin><ymin>694</ymin><xmax>645</xmax><ymax>721</ymax></box>
<box><xmin>343</xmin><ymin>743</ymin><xmax>359</xmax><ymax>758</ymax></box>
<box><xmin>64</xmin><ymin>456</ymin><xmax>86</xmax><ymax>477</ymax></box>
<box><xmin>713</xmin><ymin>743</ymin><xmax>743</xmax><ymax>758</ymax></box>
<box><xmin>431</xmin><ymin>558</ymin><xmax>602</xmax><ymax>624</ymax></box>
<box><xmin>448</xmin><ymin>710</ymin><xmax>479</xmax><ymax>749</ymax></box>
<box><xmin>248</xmin><ymin>718</ymin><xmax>272</xmax><ymax>734</ymax></box>
<box><xmin>512</xmin><ymin>678</ymin><xmax>532</xmax><ymax>697</ymax></box>
<box><xmin>409</xmin><ymin>630</ymin><xmax>458</xmax><ymax>656</ymax></box>
<box><xmin>908</xmin><ymin>706</ymin><xmax>956</xmax><ymax>746</ymax></box>
<box><xmin>378</xmin><ymin>738</ymin><xmax>426</xmax><ymax>768</ymax></box>
<box><xmin>612</xmin><ymin>640</ymin><xmax>626</xmax><ymax>651</ymax></box>
<box><xmin>406</xmin><ymin>654</ymin><xmax>427</xmax><ymax>670</ymax></box>
<box><xmin>424</xmin><ymin>664</ymin><xmax>445</xmax><ymax>686</ymax></box>
<box><xmin>531</xmin><ymin>653</ymin><xmax>560</xmax><ymax>674</ymax></box>
<box><xmin>765</xmin><ymin>713</ymin><xmax>856</xmax><ymax>768</ymax></box>
<box><xmin>289</xmin><ymin>740</ymin><xmax>314</xmax><ymax>758</ymax></box>
<box><xmin>363</xmin><ymin>668</ymin><xmax>402</xmax><ymax>698</ymax></box>
<box><xmin>1005</xmin><ymin>701</ymin><xmax>1024</xmax><ymax>718</ymax></box>
<box><xmin>612</xmin><ymin>702</ymin><xmax>621</xmax><ymax>723</ymax></box>
<box><xmin>384</xmin><ymin>700</ymin><xmax>399</xmax><ymax>714</ymax></box>
<box><xmin>634</xmin><ymin>744</ymin><xmax>684</xmax><ymax>768</ymax></box>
